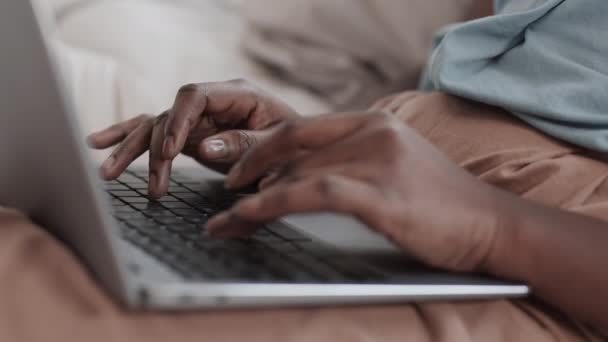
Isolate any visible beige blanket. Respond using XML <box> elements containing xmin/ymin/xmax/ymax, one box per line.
<box><xmin>1</xmin><ymin>103</ymin><xmax>606</xmax><ymax>341</ymax></box>
<box><xmin>241</xmin><ymin>0</ymin><xmax>473</xmax><ymax>109</ymax></box>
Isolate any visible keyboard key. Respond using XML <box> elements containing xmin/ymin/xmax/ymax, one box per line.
<box><xmin>111</xmin><ymin>198</ymin><xmax>125</xmax><ymax>206</ymax></box>
<box><xmin>153</xmin><ymin>217</ymin><xmax>187</xmax><ymax>225</ymax></box>
<box><xmin>157</xmin><ymin>196</ymin><xmax>181</xmax><ymax>202</ymax></box>
<box><xmin>129</xmin><ymin>183</ymin><xmax>150</xmax><ymax>190</ymax></box>
<box><xmin>133</xmin><ymin>223</ymin><xmax>168</xmax><ymax>235</ymax></box>
<box><xmin>110</xmin><ymin>190</ymin><xmax>140</xmax><ymax>197</ymax></box>
<box><xmin>114</xmin><ymin>212</ymin><xmax>147</xmax><ymax>221</ymax></box>
<box><xmin>105</xmin><ymin>184</ymin><xmax>129</xmax><ymax>191</ymax></box>
<box><xmin>113</xmin><ymin>206</ymin><xmax>137</xmax><ymax>213</ymax></box>
<box><xmin>121</xmin><ymin>197</ymin><xmax>151</xmax><ymax>204</ymax></box>
<box><xmin>129</xmin><ymin>204</ymin><xmax>148</xmax><ymax>210</ymax></box>
<box><xmin>165</xmin><ymin>223</ymin><xmax>201</xmax><ymax>234</ymax></box>
<box><xmin>286</xmin><ymin>253</ymin><xmax>348</xmax><ymax>281</ymax></box>
<box><xmin>110</xmin><ymin>169</ymin><xmax>355</xmax><ymax>283</ymax></box>
<box><xmin>161</xmin><ymin>202</ymin><xmax>192</xmax><ymax>209</ymax></box>
<box><xmin>118</xmin><ymin>174</ymin><xmax>145</xmax><ymax>184</ymax></box>
<box><xmin>172</xmin><ymin>192</ymin><xmax>204</xmax><ymax>200</ymax></box>
<box><xmin>263</xmin><ymin>241</ymin><xmax>301</xmax><ymax>254</ymax></box>
<box><xmin>167</xmin><ymin>186</ymin><xmax>192</xmax><ymax>193</ymax></box>
<box><xmin>142</xmin><ymin>209</ymin><xmax>176</xmax><ymax>218</ymax></box>
<box><xmin>183</xmin><ymin>216</ymin><xmax>208</xmax><ymax>224</ymax></box>
<box><xmin>267</xmin><ymin>225</ymin><xmax>312</xmax><ymax>241</ymax></box>
<box><xmin>171</xmin><ymin>209</ymin><xmax>204</xmax><ymax>217</ymax></box>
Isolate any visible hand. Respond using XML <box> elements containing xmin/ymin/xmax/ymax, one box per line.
<box><xmin>207</xmin><ymin>112</ymin><xmax>507</xmax><ymax>272</ymax></box>
<box><xmin>87</xmin><ymin>79</ymin><xmax>299</xmax><ymax>198</ymax></box>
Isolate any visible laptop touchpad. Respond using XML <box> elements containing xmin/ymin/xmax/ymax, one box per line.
<box><xmin>280</xmin><ymin>213</ymin><xmax>402</xmax><ymax>255</ymax></box>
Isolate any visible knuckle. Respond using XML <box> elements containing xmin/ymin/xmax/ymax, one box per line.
<box><xmin>234</xmin><ymin>131</ymin><xmax>257</xmax><ymax>153</ymax></box>
<box><xmin>137</xmin><ymin>114</ymin><xmax>155</xmax><ymax>127</ymax></box>
<box><xmin>135</xmin><ymin>113</ymin><xmax>153</xmax><ymax>121</ymax></box>
<box><xmin>226</xmin><ymin>131</ymin><xmax>258</xmax><ymax>154</ymax></box>
<box><xmin>177</xmin><ymin>83</ymin><xmax>201</xmax><ymax>95</ymax></box>
<box><xmin>228</xmin><ymin>78</ymin><xmax>251</xmax><ymax>88</ymax></box>
<box><xmin>153</xmin><ymin>111</ymin><xmax>169</xmax><ymax>126</ymax></box>
<box><xmin>227</xmin><ymin>78</ymin><xmax>262</xmax><ymax>95</ymax></box>
<box><xmin>315</xmin><ymin>175</ymin><xmax>340</xmax><ymax>199</ymax></box>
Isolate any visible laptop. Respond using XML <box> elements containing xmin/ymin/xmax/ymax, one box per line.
<box><xmin>0</xmin><ymin>0</ymin><xmax>528</xmax><ymax>309</ymax></box>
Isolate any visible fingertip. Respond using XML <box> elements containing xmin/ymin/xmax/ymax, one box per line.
<box><xmin>99</xmin><ymin>156</ymin><xmax>118</xmax><ymax>180</ymax></box>
<box><xmin>147</xmin><ymin>182</ymin><xmax>166</xmax><ymax>199</ymax></box>
<box><xmin>206</xmin><ymin>212</ymin><xmax>230</xmax><ymax>236</ymax></box>
<box><xmin>87</xmin><ymin>134</ymin><xmax>100</xmax><ymax>148</ymax></box>
<box><xmin>99</xmin><ymin>168</ymin><xmax>114</xmax><ymax>181</ymax></box>
<box><xmin>148</xmin><ymin>168</ymin><xmax>171</xmax><ymax>199</ymax></box>
<box><xmin>233</xmin><ymin>197</ymin><xmax>261</xmax><ymax>216</ymax></box>
<box><xmin>147</xmin><ymin>187</ymin><xmax>166</xmax><ymax>200</ymax></box>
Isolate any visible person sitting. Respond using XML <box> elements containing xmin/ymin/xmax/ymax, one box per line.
<box><xmin>87</xmin><ymin>0</ymin><xmax>608</xmax><ymax>339</ymax></box>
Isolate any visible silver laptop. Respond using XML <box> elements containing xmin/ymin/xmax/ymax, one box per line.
<box><xmin>0</xmin><ymin>0</ymin><xmax>528</xmax><ymax>310</ymax></box>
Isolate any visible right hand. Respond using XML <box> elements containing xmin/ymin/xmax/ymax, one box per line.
<box><xmin>87</xmin><ymin>79</ymin><xmax>299</xmax><ymax>198</ymax></box>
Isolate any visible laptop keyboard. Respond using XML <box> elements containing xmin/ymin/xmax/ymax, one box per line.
<box><xmin>106</xmin><ymin>170</ymin><xmax>385</xmax><ymax>283</ymax></box>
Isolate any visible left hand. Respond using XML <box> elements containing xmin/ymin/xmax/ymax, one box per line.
<box><xmin>87</xmin><ymin>80</ymin><xmax>299</xmax><ymax>198</ymax></box>
<box><xmin>207</xmin><ymin>111</ymin><xmax>510</xmax><ymax>272</ymax></box>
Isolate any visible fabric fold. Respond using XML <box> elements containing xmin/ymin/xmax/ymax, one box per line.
<box><xmin>423</xmin><ymin>0</ymin><xmax>608</xmax><ymax>152</ymax></box>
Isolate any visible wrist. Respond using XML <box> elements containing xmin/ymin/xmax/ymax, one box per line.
<box><xmin>477</xmin><ymin>188</ymin><xmax>525</xmax><ymax>277</ymax></box>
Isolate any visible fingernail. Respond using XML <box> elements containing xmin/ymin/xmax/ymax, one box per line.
<box><xmin>86</xmin><ymin>134</ymin><xmax>97</xmax><ymax>147</ymax></box>
<box><xmin>204</xmin><ymin>139</ymin><xmax>228</xmax><ymax>160</ymax></box>
<box><xmin>162</xmin><ymin>136</ymin><xmax>175</xmax><ymax>158</ymax></box>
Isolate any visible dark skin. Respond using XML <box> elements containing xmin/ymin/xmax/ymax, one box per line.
<box><xmin>88</xmin><ymin>79</ymin><xmax>298</xmax><ymax>198</ymax></box>
<box><xmin>89</xmin><ymin>81</ymin><xmax>608</xmax><ymax>331</ymax></box>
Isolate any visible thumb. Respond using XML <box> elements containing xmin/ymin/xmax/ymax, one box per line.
<box><xmin>198</xmin><ymin>129</ymin><xmax>269</xmax><ymax>164</ymax></box>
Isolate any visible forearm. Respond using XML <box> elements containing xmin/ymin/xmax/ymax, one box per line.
<box><xmin>486</xmin><ymin>190</ymin><xmax>608</xmax><ymax>330</ymax></box>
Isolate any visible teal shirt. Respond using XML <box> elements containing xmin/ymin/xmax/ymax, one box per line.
<box><xmin>421</xmin><ymin>0</ymin><xmax>608</xmax><ymax>152</ymax></box>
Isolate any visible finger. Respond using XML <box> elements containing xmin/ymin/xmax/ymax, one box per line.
<box><xmin>148</xmin><ymin>114</ymin><xmax>172</xmax><ymax>199</ymax></box>
<box><xmin>258</xmin><ymin>171</ymin><xmax>281</xmax><ymax>190</ymax></box>
<box><xmin>276</xmin><ymin>123</ymin><xmax>379</xmax><ymax>176</ymax></box>
<box><xmin>87</xmin><ymin>114</ymin><xmax>152</xmax><ymax>149</ymax></box>
<box><xmin>161</xmin><ymin>84</ymin><xmax>208</xmax><ymax>159</ymax></box>
<box><xmin>260</xmin><ymin>162</ymin><xmax>366</xmax><ymax>190</ymax></box>
<box><xmin>369</xmin><ymin>94</ymin><xmax>399</xmax><ymax>111</ymax></box>
<box><xmin>385</xmin><ymin>92</ymin><xmax>421</xmax><ymax>113</ymax></box>
<box><xmin>197</xmin><ymin>129</ymin><xmax>271</xmax><ymax>164</ymax></box>
<box><xmin>257</xmin><ymin>136</ymin><xmax>368</xmax><ymax>190</ymax></box>
<box><xmin>162</xmin><ymin>79</ymin><xmax>298</xmax><ymax>160</ymax></box>
<box><xmin>100</xmin><ymin>119</ymin><xmax>154</xmax><ymax>180</ymax></box>
<box><xmin>225</xmin><ymin>112</ymin><xmax>377</xmax><ymax>189</ymax></box>
<box><xmin>208</xmin><ymin>174</ymin><xmax>383</xmax><ymax>238</ymax></box>
<box><xmin>204</xmin><ymin>211</ymin><xmax>262</xmax><ymax>239</ymax></box>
